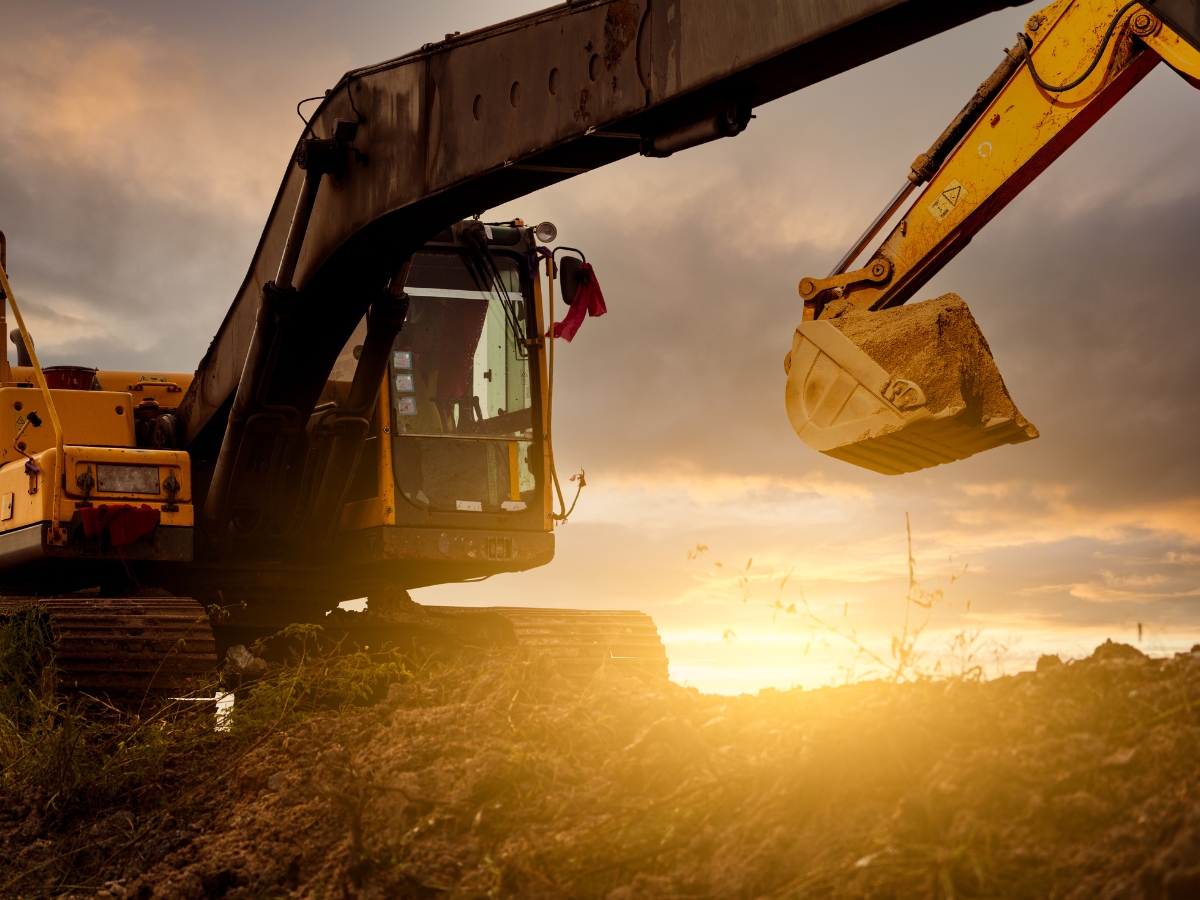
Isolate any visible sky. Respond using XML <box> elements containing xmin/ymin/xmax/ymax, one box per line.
<box><xmin>2</xmin><ymin>0</ymin><xmax>1199</xmax><ymax>692</ymax></box>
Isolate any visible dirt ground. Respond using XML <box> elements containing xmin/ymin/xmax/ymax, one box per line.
<box><xmin>5</xmin><ymin>638</ymin><xmax>1200</xmax><ymax>899</ymax></box>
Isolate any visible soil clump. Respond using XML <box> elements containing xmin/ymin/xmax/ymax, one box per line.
<box><xmin>4</xmin><ymin>640</ymin><xmax>1200</xmax><ymax>899</ymax></box>
<box><xmin>826</xmin><ymin>293</ymin><xmax>1034</xmax><ymax>429</ymax></box>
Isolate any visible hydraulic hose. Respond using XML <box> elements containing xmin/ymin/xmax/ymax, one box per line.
<box><xmin>1020</xmin><ymin>0</ymin><xmax>1142</xmax><ymax>93</ymax></box>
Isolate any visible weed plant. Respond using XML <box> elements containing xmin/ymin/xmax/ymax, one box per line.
<box><xmin>691</xmin><ymin>513</ymin><xmax>1006</xmax><ymax>684</ymax></box>
<box><xmin>0</xmin><ymin>610</ymin><xmax>412</xmax><ymax>895</ymax></box>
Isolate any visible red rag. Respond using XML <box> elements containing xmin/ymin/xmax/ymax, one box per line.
<box><xmin>549</xmin><ymin>263</ymin><xmax>606</xmax><ymax>342</ymax></box>
<box><xmin>80</xmin><ymin>506</ymin><xmax>102</xmax><ymax>538</ymax></box>
<box><xmin>80</xmin><ymin>504</ymin><xmax>160</xmax><ymax>546</ymax></box>
<box><xmin>109</xmin><ymin>505</ymin><xmax>159</xmax><ymax>546</ymax></box>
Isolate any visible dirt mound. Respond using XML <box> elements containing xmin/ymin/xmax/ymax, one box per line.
<box><xmin>826</xmin><ymin>293</ymin><xmax>1032</xmax><ymax>428</ymax></box>
<box><xmin>5</xmin><ymin>642</ymin><xmax>1200</xmax><ymax>899</ymax></box>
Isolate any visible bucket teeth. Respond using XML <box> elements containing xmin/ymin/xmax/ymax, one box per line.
<box><xmin>784</xmin><ymin>293</ymin><xmax>1037</xmax><ymax>475</ymax></box>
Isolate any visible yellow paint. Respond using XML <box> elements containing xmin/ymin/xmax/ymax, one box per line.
<box><xmin>0</xmin><ymin>263</ymin><xmax>67</xmax><ymax>542</ymax></box>
<box><xmin>532</xmin><ymin>270</ymin><xmax>554</xmax><ymax>530</ymax></box>
<box><xmin>336</xmin><ymin>375</ymin><xmax>396</xmax><ymax>533</ymax></box>
<box><xmin>62</xmin><ymin>446</ymin><xmax>192</xmax><ymax>526</ymax></box>
<box><xmin>0</xmin><ymin>387</ymin><xmax>136</xmax><ymax>455</ymax></box>
<box><xmin>63</xmin><ymin>446</ymin><xmax>190</xmax><ymax>498</ymax></box>
<box><xmin>10</xmin><ymin>368</ymin><xmax>194</xmax><ymax>402</ymax></box>
<box><xmin>508</xmin><ymin>441</ymin><xmax>521</xmax><ymax>501</ymax></box>
<box><xmin>840</xmin><ymin>0</ymin><xmax>1189</xmax><ymax>312</ymax></box>
<box><xmin>340</xmin><ymin>496</ymin><xmax>385</xmax><ymax>532</ymax></box>
<box><xmin>0</xmin><ymin>447</ymin><xmax>54</xmax><ymax>531</ymax></box>
<box><xmin>0</xmin><ymin>443</ymin><xmax>194</xmax><ymax>534</ymax></box>
<box><xmin>1143</xmin><ymin>19</ymin><xmax>1200</xmax><ymax>84</ymax></box>
<box><xmin>376</xmin><ymin>372</ymin><xmax>397</xmax><ymax>526</ymax></box>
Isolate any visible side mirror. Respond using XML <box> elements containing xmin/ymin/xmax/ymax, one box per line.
<box><xmin>558</xmin><ymin>255</ymin><xmax>584</xmax><ymax>305</ymax></box>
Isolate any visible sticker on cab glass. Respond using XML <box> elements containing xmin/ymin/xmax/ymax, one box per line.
<box><xmin>394</xmin><ymin>373</ymin><xmax>414</xmax><ymax>393</ymax></box>
<box><xmin>392</xmin><ymin>350</ymin><xmax>412</xmax><ymax>370</ymax></box>
<box><xmin>927</xmin><ymin>178</ymin><xmax>966</xmax><ymax>223</ymax></box>
<box><xmin>456</xmin><ymin>500</ymin><xmax>483</xmax><ymax>512</ymax></box>
<box><xmin>396</xmin><ymin>396</ymin><xmax>418</xmax><ymax>416</ymax></box>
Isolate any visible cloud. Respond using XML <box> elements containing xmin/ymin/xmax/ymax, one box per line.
<box><xmin>0</xmin><ymin>33</ymin><xmax>280</xmax><ymax>220</ymax></box>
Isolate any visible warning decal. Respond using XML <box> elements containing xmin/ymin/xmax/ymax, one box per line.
<box><xmin>927</xmin><ymin>178</ymin><xmax>966</xmax><ymax>223</ymax></box>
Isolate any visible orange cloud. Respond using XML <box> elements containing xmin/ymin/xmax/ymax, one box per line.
<box><xmin>0</xmin><ymin>32</ymin><xmax>284</xmax><ymax>220</ymax></box>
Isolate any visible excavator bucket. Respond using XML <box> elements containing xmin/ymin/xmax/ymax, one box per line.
<box><xmin>784</xmin><ymin>294</ymin><xmax>1037</xmax><ymax>475</ymax></box>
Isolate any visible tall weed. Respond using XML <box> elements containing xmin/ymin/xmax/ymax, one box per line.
<box><xmin>690</xmin><ymin>513</ymin><xmax>1006</xmax><ymax>683</ymax></box>
<box><xmin>0</xmin><ymin>613</ymin><xmax>412</xmax><ymax>894</ymax></box>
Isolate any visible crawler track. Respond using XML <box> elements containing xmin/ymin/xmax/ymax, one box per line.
<box><xmin>436</xmin><ymin>607</ymin><xmax>669</xmax><ymax>679</ymax></box>
<box><xmin>0</xmin><ymin>595</ymin><xmax>217</xmax><ymax>694</ymax></box>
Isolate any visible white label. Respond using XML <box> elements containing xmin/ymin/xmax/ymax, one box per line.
<box><xmin>501</xmin><ymin>500</ymin><xmax>527</xmax><ymax>511</ymax></box>
<box><xmin>927</xmin><ymin>178</ymin><xmax>966</xmax><ymax>223</ymax></box>
<box><xmin>456</xmin><ymin>500</ymin><xmax>483</xmax><ymax>512</ymax></box>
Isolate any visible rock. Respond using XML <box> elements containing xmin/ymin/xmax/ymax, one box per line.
<box><xmin>282</xmin><ymin>736</ymin><xmax>304</xmax><ymax>755</ymax></box>
<box><xmin>266</xmin><ymin>771</ymin><xmax>287</xmax><ymax>792</ymax></box>
<box><xmin>1091</xmin><ymin>640</ymin><xmax>1146</xmax><ymax>663</ymax></box>
<box><xmin>225</xmin><ymin>644</ymin><xmax>268</xmax><ymax>679</ymax></box>
<box><xmin>1101</xmin><ymin>747</ymin><xmax>1137</xmax><ymax>768</ymax></box>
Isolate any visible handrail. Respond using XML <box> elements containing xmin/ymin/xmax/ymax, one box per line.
<box><xmin>0</xmin><ymin>260</ymin><xmax>67</xmax><ymax>544</ymax></box>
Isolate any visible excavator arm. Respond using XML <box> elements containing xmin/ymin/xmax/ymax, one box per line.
<box><xmin>786</xmin><ymin>0</ymin><xmax>1200</xmax><ymax>474</ymax></box>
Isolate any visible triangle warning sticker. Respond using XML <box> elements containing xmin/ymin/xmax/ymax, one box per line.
<box><xmin>927</xmin><ymin>178</ymin><xmax>967</xmax><ymax>224</ymax></box>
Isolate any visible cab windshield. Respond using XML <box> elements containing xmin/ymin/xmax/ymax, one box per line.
<box><xmin>389</xmin><ymin>249</ymin><xmax>540</xmax><ymax>514</ymax></box>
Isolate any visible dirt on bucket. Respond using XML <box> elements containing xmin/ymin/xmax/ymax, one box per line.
<box><xmin>824</xmin><ymin>292</ymin><xmax>1033</xmax><ymax>429</ymax></box>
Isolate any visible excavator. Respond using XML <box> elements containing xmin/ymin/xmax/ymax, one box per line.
<box><xmin>0</xmin><ymin>0</ymin><xmax>1196</xmax><ymax>694</ymax></box>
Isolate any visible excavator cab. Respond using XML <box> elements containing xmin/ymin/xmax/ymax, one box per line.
<box><xmin>288</xmin><ymin>221</ymin><xmax>555</xmax><ymax>598</ymax></box>
<box><xmin>321</xmin><ymin>244</ymin><xmax>538</xmax><ymax>523</ymax></box>
<box><xmin>388</xmin><ymin>239</ymin><xmax>538</xmax><ymax>516</ymax></box>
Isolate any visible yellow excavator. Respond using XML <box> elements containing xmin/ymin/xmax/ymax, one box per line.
<box><xmin>0</xmin><ymin>0</ymin><xmax>1196</xmax><ymax>693</ymax></box>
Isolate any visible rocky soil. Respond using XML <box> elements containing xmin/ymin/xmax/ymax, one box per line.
<box><xmin>4</xmin><ymin>639</ymin><xmax>1200</xmax><ymax>899</ymax></box>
